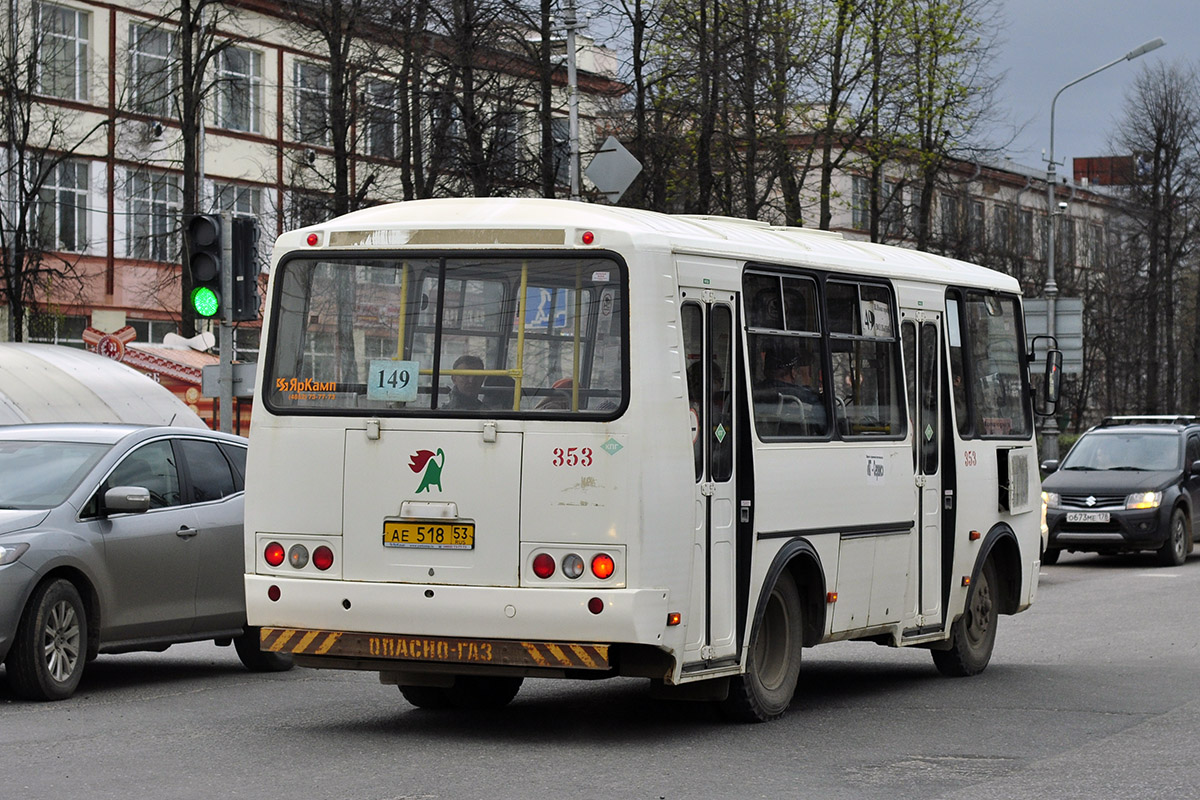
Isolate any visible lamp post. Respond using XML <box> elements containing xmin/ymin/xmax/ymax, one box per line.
<box><xmin>1042</xmin><ymin>37</ymin><xmax>1165</xmax><ymax>460</ymax></box>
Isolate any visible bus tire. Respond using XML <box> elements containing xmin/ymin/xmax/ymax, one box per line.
<box><xmin>7</xmin><ymin>579</ymin><xmax>88</xmax><ymax>701</ymax></box>
<box><xmin>399</xmin><ymin>684</ymin><xmax>453</xmax><ymax>709</ymax></box>
<box><xmin>1041</xmin><ymin>547</ymin><xmax>1060</xmax><ymax>566</ymax></box>
<box><xmin>720</xmin><ymin>570</ymin><xmax>803</xmax><ymax>723</ymax></box>
<box><xmin>932</xmin><ymin>558</ymin><xmax>998</xmax><ymax>677</ymax></box>
<box><xmin>234</xmin><ymin>628</ymin><xmax>295</xmax><ymax>672</ymax></box>
<box><xmin>446</xmin><ymin>675</ymin><xmax>523</xmax><ymax>709</ymax></box>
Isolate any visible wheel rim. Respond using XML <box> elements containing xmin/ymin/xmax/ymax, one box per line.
<box><xmin>754</xmin><ymin>589</ymin><xmax>792</xmax><ymax>690</ymax></box>
<box><xmin>1172</xmin><ymin>515</ymin><xmax>1187</xmax><ymax>559</ymax></box>
<box><xmin>963</xmin><ymin>570</ymin><xmax>994</xmax><ymax>650</ymax></box>
<box><xmin>42</xmin><ymin>599</ymin><xmax>81</xmax><ymax>683</ymax></box>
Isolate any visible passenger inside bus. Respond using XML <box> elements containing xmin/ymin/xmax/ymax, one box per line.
<box><xmin>443</xmin><ymin>354</ymin><xmax>485</xmax><ymax>409</ymax></box>
<box><xmin>756</xmin><ymin>347</ymin><xmax>827</xmax><ymax>436</ymax></box>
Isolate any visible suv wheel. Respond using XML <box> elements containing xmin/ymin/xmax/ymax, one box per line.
<box><xmin>1156</xmin><ymin>508</ymin><xmax>1188</xmax><ymax>567</ymax></box>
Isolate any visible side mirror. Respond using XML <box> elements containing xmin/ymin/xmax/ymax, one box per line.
<box><xmin>1041</xmin><ymin>459</ymin><xmax>1059</xmax><ymax>474</ymax></box>
<box><xmin>1191</xmin><ymin>460</ymin><xmax>1200</xmax><ymax>476</ymax></box>
<box><xmin>105</xmin><ymin>486</ymin><xmax>151</xmax><ymax>514</ymax></box>
<box><xmin>1033</xmin><ymin>347</ymin><xmax>1062</xmax><ymax>417</ymax></box>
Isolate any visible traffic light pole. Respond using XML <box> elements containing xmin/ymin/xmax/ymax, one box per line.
<box><xmin>219</xmin><ymin>216</ymin><xmax>234</xmax><ymax>433</ymax></box>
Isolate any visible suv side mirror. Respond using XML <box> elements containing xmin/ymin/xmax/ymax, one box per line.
<box><xmin>1191</xmin><ymin>460</ymin><xmax>1200</xmax><ymax>476</ymax></box>
<box><xmin>1041</xmin><ymin>459</ymin><xmax>1059</xmax><ymax>474</ymax></box>
<box><xmin>105</xmin><ymin>486</ymin><xmax>151</xmax><ymax>514</ymax></box>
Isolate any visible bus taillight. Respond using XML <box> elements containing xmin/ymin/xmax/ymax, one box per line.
<box><xmin>313</xmin><ymin>546</ymin><xmax>334</xmax><ymax>571</ymax></box>
<box><xmin>264</xmin><ymin>542</ymin><xmax>285</xmax><ymax>567</ymax></box>
<box><xmin>532</xmin><ymin>553</ymin><xmax>556</xmax><ymax>579</ymax></box>
<box><xmin>591</xmin><ymin>554</ymin><xmax>615</xmax><ymax>580</ymax></box>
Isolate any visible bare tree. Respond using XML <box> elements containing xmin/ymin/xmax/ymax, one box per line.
<box><xmin>1110</xmin><ymin>61</ymin><xmax>1200</xmax><ymax>412</ymax></box>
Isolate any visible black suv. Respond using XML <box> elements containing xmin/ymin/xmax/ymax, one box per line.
<box><xmin>1041</xmin><ymin>416</ymin><xmax>1200</xmax><ymax>566</ymax></box>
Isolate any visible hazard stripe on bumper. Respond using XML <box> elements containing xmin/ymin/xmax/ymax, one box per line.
<box><xmin>260</xmin><ymin>628</ymin><xmax>610</xmax><ymax>670</ymax></box>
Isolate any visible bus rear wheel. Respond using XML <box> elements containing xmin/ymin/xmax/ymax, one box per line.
<box><xmin>932</xmin><ymin>558</ymin><xmax>998</xmax><ymax>677</ymax></box>
<box><xmin>720</xmin><ymin>570</ymin><xmax>803</xmax><ymax>722</ymax></box>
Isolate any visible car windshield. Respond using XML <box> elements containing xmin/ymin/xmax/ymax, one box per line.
<box><xmin>0</xmin><ymin>440</ymin><xmax>111</xmax><ymax>509</ymax></box>
<box><xmin>1060</xmin><ymin>432</ymin><xmax>1180</xmax><ymax>472</ymax></box>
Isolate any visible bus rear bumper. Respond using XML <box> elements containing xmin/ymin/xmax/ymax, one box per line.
<box><xmin>244</xmin><ymin>574</ymin><xmax>671</xmax><ymax>650</ymax></box>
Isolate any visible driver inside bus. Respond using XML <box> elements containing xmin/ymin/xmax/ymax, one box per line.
<box><xmin>443</xmin><ymin>354</ymin><xmax>485</xmax><ymax>409</ymax></box>
<box><xmin>762</xmin><ymin>347</ymin><xmax>826</xmax><ymax>431</ymax></box>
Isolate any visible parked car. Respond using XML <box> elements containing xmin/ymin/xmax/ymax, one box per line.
<box><xmin>1041</xmin><ymin>415</ymin><xmax>1200</xmax><ymax>566</ymax></box>
<box><xmin>0</xmin><ymin>423</ymin><xmax>291</xmax><ymax>701</ymax></box>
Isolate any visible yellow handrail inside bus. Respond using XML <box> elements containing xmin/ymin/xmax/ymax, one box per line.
<box><xmin>395</xmin><ymin>262</ymin><xmax>409</xmax><ymax>359</ymax></box>
<box><xmin>514</xmin><ymin>261</ymin><xmax>528</xmax><ymax>410</ymax></box>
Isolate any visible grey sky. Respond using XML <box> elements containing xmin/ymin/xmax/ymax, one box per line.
<box><xmin>995</xmin><ymin>0</ymin><xmax>1195</xmax><ymax>174</ymax></box>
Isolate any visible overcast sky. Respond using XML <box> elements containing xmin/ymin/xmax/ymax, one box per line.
<box><xmin>994</xmin><ymin>0</ymin><xmax>1196</xmax><ymax>174</ymax></box>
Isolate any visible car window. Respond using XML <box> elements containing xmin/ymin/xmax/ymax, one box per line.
<box><xmin>219</xmin><ymin>443</ymin><xmax>247</xmax><ymax>490</ymax></box>
<box><xmin>1187</xmin><ymin>434</ymin><xmax>1200</xmax><ymax>468</ymax></box>
<box><xmin>1062</xmin><ymin>432</ymin><xmax>1180</xmax><ymax>472</ymax></box>
<box><xmin>180</xmin><ymin>439</ymin><xmax>237</xmax><ymax>502</ymax></box>
<box><xmin>105</xmin><ymin>440</ymin><xmax>182</xmax><ymax>509</ymax></box>
<box><xmin>0</xmin><ymin>440</ymin><xmax>110</xmax><ymax>509</ymax></box>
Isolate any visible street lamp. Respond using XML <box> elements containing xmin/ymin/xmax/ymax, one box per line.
<box><xmin>1041</xmin><ymin>37</ymin><xmax>1165</xmax><ymax>460</ymax></box>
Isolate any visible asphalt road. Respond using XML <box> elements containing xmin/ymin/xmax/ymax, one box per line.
<box><xmin>2</xmin><ymin>550</ymin><xmax>1198</xmax><ymax>800</ymax></box>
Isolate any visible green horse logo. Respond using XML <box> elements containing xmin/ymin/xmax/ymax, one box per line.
<box><xmin>408</xmin><ymin>448</ymin><xmax>445</xmax><ymax>493</ymax></box>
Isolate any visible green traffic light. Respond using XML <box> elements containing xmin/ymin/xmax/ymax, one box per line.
<box><xmin>191</xmin><ymin>286</ymin><xmax>220</xmax><ymax>317</ymax></box>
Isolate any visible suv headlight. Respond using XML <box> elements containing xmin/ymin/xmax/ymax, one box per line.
<box><xmin>0</xmin><ymin>542</ymin><xmax>30</xmax><ymax>565</ymax></box>
<box><xmin>1125</xmin><ymin>491</ymin><xmax>1162</xmax><ymax>510</ymax></box>
<box><xmin>1042</xmin><ymin>491</ymin><xmax>1061</xmax><ymax>509</ymax></box>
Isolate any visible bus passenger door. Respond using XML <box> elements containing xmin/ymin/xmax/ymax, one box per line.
<box><xmin>681</xmin><ymin>294</ymin><xmax>738</xmax><ymax>664</ymax></box>
<box><xmin>901</xmin><ymin>313</ymin><xmax>943</xmax><ymax>626</ymax></box>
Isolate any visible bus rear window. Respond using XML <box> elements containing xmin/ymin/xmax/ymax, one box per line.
<box><xmin>264</xmin><ymin>255</ymin><xmax>626</xmax><ymax>416</ymax></box>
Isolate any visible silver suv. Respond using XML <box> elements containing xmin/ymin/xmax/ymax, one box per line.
<box><xmin>0</xmin><ymin>424</ymin><xmax>291</xmax><ymax>701</ymax></box>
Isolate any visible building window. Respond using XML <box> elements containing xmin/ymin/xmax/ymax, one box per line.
<box><xmin>851</xmin><ymin>176</ymin><xmax>870</xmax><ymax>231</ymax></box>
<box><xmin>287</xmin><ymin>192</ymin><xmax>329</xmax><ymax>229</ymax></box>
<box><xmin>127</xmin><ymin>318</ymin><xmax>177</xmax><ymax>344</ymax></box>
<box><xmin>27</xmin><ymin>313</ymin><xmax>87</xmax><ymax>347</ymax></box>
<box><xmin>992</xmin><ymin>204</ymin><xmax>1011</xmax><ymax>253</ymax></box>
<box><xmin>880</xmin><ymin>180</ymin><xmax>902</xmax><ymax>238</ymax></box>
<box><xmin>968</xmin><ymin>200</ymin><xmax>985</xmax><ymax>250</ymax></box>
<box><xmin>126</xmin><ymin>169</ymin><xmax>181</xmax><ymax>262</ymax></box>
<box><xmin>295</xmin><ymin>62</ymin><xmax>330</xmax><ymax>145</ymax></box>
<box><xmin>492</xmin><ymin>110</ymin><xmax>520</xmax><ymax>180</ymax></box>
<box><xmin>36</xmin><ymin>159</ymin><xmax>89</xmax><ymax>252</ymax></box>
<box><xmin>940</xmin><ymin>195</ymin><xmax>960</xmax><ymax>241</ymax></box>
<box><xmin>1017</xmin><ymin>209</ymin><xmax>1034</xmax><ymax>258</ymax></box>
<box><xmin>214</xmin><ymin>46</ymin><xmax>262</xmax><ymax>133</ymax></box>
<box><xmin>213</xmin><ymin>182</ymin><xmax>262</xmax><ymax>218</ymax></box>
<box><xmin>1089</xmin><ymin>223</ymin><xmax>1104</xmax><ymax>269</ymax></box>
<box><xmin>129</xmin><ymin>23</ymin><xmax>175</xmax><ymax>117</ymax></box>
<box><xmin>909</xmin><ymin>187</ymin><xmax>923</xmax><ymax>237</ymax></box>
<box><xmin>35</xmin><ymin>2</ymin><xmax>89</xmax><ymax>101</ymax></box>
<box><xmin>364</xmin><ymin>79</ymin><xmax>397</xmax><ymax>159</ymax></box>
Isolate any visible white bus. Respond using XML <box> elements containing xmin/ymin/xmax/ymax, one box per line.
<box><xmin>245</xmin><ymin>198</ymin><xmax>1061</xmax><ymax>721</ymax></box>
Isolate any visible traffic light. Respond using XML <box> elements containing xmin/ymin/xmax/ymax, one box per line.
<box><xmin>186</xmin><ymin>214</ymin><xmax>223</xmax><ymax>319</ymax></box>
<box><xmin>230</xmin><ymin>217</ymin><xmax>260</xmax><ymax>321</ymax></box>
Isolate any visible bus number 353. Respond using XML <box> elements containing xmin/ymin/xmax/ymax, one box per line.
<box><xmin>552</xmin><ymin>447</ymin><xmax>593</xmax><ymax>467</ymax></box>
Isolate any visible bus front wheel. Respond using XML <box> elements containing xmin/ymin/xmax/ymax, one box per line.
<box><xmin>720</xmin><ymin>570</ymin><xmax>803</xmax><ymax>722</ymax></box>
<box><xmin>932</xmin><ymin>558</ymin><xmax>998</xmax><ymax>677</ymax></box>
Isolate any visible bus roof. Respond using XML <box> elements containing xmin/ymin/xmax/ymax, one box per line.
<box><xmin>278</xmin><ymin>198</ymin><xmax>1020</xmax><ymax>294</ymax></box>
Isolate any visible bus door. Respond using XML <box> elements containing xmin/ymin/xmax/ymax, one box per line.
<box><xmin>901</xmin><ymin>312</ymin><xmax>944</xmax><ymax>626</ymax></box>
<box><xmin>681</xmin><ymin>292</ymin><xmax>738</xmax><ymax>664</ymax></box>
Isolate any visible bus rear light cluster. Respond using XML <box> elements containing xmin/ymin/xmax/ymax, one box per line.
<box><xmin>263</xmin><ymin>540</ymin><xmax>334</xmax><ymax>571</ymax></box>
<box><xmin>529</xmin><ymin>550</ymin><xmax>617</xmax><ymax>581</ymax></box>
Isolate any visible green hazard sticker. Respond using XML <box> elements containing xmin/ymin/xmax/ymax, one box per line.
<box><xmin>715</xmin><ymin>424</ymin><xmax>727</xmax><ymax>443</ymax></box>
<box><xmin>602</xmin><ymin>438</ymin><xmax>623</xmax><ymax>455</ymax></box>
